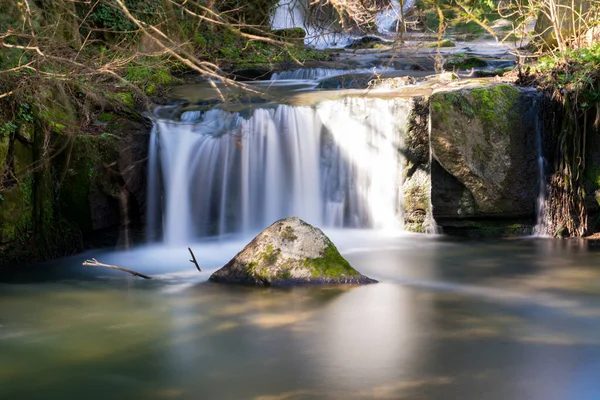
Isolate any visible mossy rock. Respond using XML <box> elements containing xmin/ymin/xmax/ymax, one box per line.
<box><xmin>430</xmin><ymin>83</ymin><xmax>539</xmax><ymax>221</ymax></box>
<box><xmin>428</xmin><ymin>39</ymin><xmax>455</xmax><ymax>48</ymax></box>
<box><xmin>210</xmin><ymin>217</ymin><xmax>377</xmax><ymax>286</ymax></box>
<box><xmin>272</xmin><ymin>28</ymin><xmax>306</xmax><ymax>40</ymax></box>
<box><xmin>403</xmin><ymin>169</ymin><xmax>431</xmax><ymax>233</ymax></box>
<box><xmin>345</xmin><ymin>36</ymin><xmax>388</xmax><ymax>49</ymax></box>
<box><xmin>446</xmin><ymin>56</ymin><xmax>487</xmax><ymax>70</ymax></box>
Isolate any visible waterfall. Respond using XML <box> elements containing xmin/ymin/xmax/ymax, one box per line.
<box><xmin>149</xmin><ymin>98</ymin><xmax>410</xmax><ymax>244</ymax></box>
<box><xmin>270</xmin><ymin>0</ymin><xmax>413</xmax><ymax>49</ymax></box>
<box><xmin>270</xmin><ymin>0</ymin><xmax>354</xmax><ymax>49</ymax></box>
<box><xmin>146</xmin><ymin>124</ymin><xmax>161</xmax><ymax>241</ymax></box>
<box><xmin>534</xmin><ymin>97</ymin><xmax>547</xmax><ymax>236</ymax></box>
<box><xmin>318</xmin><ymin>98</ymin><xmax>407</xmax><ymax>230</ymax></box>
<box><xmin>376</xmin><ymin>0</ymin><xmax>416</xmax><ymax>33</ymax></box>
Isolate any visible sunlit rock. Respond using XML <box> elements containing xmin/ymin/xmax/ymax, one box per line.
<box><xmin>210</xmin><ymin>217</ymin><xmax>376</xmax><ymax>286</ymax></box>
<box><xmin>429</xmin><ymin>83</ymin><xmax>540</xmax><ymax>237</ymax></box>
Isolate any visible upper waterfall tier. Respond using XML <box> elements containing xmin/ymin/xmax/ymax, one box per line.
<box><xmin>270</xmin><ymin>0</ymin><xmax>412</xmax><ymax>49</ymax></box>
<box><xmin>148</xmin><ymin>98</ymin><xmax>410</xmax><ymax>245</ymax></box>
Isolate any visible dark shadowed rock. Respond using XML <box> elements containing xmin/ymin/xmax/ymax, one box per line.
<box><xmin>345</xmin><ymin>36</ymin><xmax>389</xmax><ymax>49</ymax></box>
<box><xmin>210</xmin><ymin>217</ymin><xmax>376</xmax><ymax>286</ymax></box>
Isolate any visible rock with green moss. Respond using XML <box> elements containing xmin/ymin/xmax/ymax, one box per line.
<box><xmin>430</xmin><ymin>83</ymin><xmax>539</xmax><ymax>233</ymax></box>
<box><xmin>210</xmin><ymin>217</ymin><xmax>376</xmax><ymax>286</ymax></box>
<box><xmin>428</xmin><ymin>39</ymin><xmax>455</xmax><ymax>48</ymax></box>
<box><xmin>402</xmin><ymin>96</ymin><xmax>432</xmax><ymax>233</ymax></box>
<box><xmin>272</xmin><ymin>28</ymin><xmax>306</xmax><ymax>40</ymax></box>
<box><xmin>445</xmin><ymin>56</ymin><xmax>487</xmax><ymax>70</ymax></box>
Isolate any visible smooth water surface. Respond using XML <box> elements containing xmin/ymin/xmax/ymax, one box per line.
<box><xmin>1</xmin><ymin>232</ymin><xmax>600</xmax><ymax>400</ymax></box>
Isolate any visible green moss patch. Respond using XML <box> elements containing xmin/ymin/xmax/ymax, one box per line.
<box><xmin>304</xmin><ymin>240</ymin><xmax>359</xmax><ymax>279</ymax></box>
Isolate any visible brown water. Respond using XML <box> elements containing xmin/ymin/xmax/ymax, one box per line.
<box><xmin>1</xmin><ymin>231</ymin><xmax>600</xmax><ymax>400</ymax></box>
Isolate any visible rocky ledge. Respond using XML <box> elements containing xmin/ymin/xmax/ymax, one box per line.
<box><xmin>210</xmin><ymin>217</ymin><xmax>376</xmax><ymax>286</ymax></box>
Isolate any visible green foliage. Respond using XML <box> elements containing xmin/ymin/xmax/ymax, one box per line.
<box><xmin>192</xmin><ymin>25</ymin><xmax>329</xmax><ymax>68</ymax></box>
<box><xmin>536</xmin><ymin>44</ymin><xmax>600</xmax><ymax>111</ymax></box>
<box><xmin>92</xmin><ymin>2</ymin><xmax>136</xmax><ymax>33</ymax></box>
<box><xmin>109</xmin><ymin>92</ymin><xmax>135</xmax><ymax>107</ymax></box>
<box><xmin>0</xmin><ymin>122</ymin><xmax>17</xmax><ymax>135</ymax></box>
<box><xmin>125</xmin><ymin>61</ymin><xmax>180</xmax><ymax>95</ymax></box>
<box><xmin>0</xmin><ymin>103</ymin><xmax>35</xmax><ymax>136</ymax></box>
<box><xmin>272</xmin><ymin>28</ymin><xmax>307</xmax><ymax>40</ymax></box>
<box><xmin>418</xmin><ymin>0</ymin><xmax>504</xmax><ymax>37</ymax></box>
<box><xmin>90</xmin><ymin>0</ymin><xmax>163</xmax><ymax>38</ymax></box>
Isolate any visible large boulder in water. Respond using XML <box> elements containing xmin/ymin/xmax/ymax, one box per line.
<box><xmin>429</xmin><ymin>83</ymin><xmax>539</xmax><ymax>236</ymax></box>
<box><xmin>210</xmin><ymin>217</ymin><xmax>376</xmax><ymax>286</ymax></box>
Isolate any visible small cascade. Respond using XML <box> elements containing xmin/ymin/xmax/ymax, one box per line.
<box><xmin>271</xmin><ymin>67</ymin><xmax>389</xmax><ymax>80</ymax></box>
<box><xmin>270</xmin><ymin>0</ymin><xmax>354</xmax><ymax>49</ymax></box>
<box><xmin>376</xmin><ymin>0</ymin><xmax>415</xmax><ymax>33</ymax></box>
<box><xmin>149</xmin><ymin>98</ymin><xmax>410</xmax><ymax>244</ymax></box>
<box><xmin>318</xmin><ymin>98</ymin><xmax>408</xmax><ymax>230</ymax></box>
<box><xmin>146</xmin><ymin>125</ymin><xmax>161</xmax><ymax>241</ymax></box>
<box><xmin>534</xmin><ymin>97</ymin><xmax>548</xmax><ymax>236</ymax></box>
<box><xmin>270</xmin><ymin>0</ymin><xmax>412</xmax><ymax>48</ymax></box>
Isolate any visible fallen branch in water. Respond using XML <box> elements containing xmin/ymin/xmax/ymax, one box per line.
<box><xmin>82</xmin><ymin>258</ymin><xmax>153</xmax><ymax>279</ymax></box>
<box><xmin>188</xmin><ymin>247</ymin><xmax>201</xmax><ymax>272</ymax></box>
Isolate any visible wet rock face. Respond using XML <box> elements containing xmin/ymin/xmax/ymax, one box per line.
<box><xmin>402</xmin><ymin>96</ymin><xmax>431</xmax><ymax>233</ymax></box>
<box><xmin>210</xmin><ymin>217</ymin><xmax>377</xmax><ymax>286</ymax></box>
<box><xmin>0</xmin><ymin>114</ymin><xmax>150</xmax><ymax>265</ymax></box>
<box><xmin>429</xmin><ymin>84</ymin><xmax>539</xmax><ymax>235</ymax></box>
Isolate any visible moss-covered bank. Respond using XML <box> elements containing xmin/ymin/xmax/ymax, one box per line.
<box><xmin>0</xmin><ymin>105</ymin><xmax>150</xmax><ymax>266</ymax></box>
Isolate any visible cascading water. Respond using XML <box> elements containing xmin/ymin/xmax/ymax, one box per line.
<box><xmin>271</xmin><ymin>67</ymin><xmax>389</xmax><ymax>80</ymax></box>
<box><xmin>376</xmin><ymin>0</ymin><xmax>416</xmax><ymax>33</ymax></box>
<box><xmin>270</xmin><ymin>0</ymin><xmax>353</xmax><ymax>49</ymax></box>
<box><xmin>148</xmin><ymin>98</ymin><xmax>410</xmax><ymax>245</ymax></box>
<box><xmin>534</xmin><ymin>97</ymin><xmax>547</xmax><ymax>236</ymax></box>
<box><xmin>270</xmin><ymin>0</ymin><xmax>413</xmax><ymax>49</ymax></box>
<box><xmin>146</xmin><ymin>124</ymin><xmax>161</xmax><ymax>241</ymax></box>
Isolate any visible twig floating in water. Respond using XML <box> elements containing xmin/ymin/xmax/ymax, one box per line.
<box><xmin>82</xmin><ymin>258</ymin><xmax>152</xmax><ymax>279</ymax></box>
<box><xmin>188</xmin><ymin>247</ymin><xmax>201</xmax><ymax>272</ymax></box>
